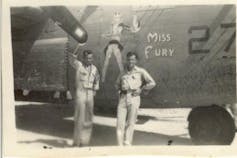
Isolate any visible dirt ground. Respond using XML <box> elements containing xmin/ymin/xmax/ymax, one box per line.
<box><xmin>14</xmin><ymin>101</ymin><xmax>237</xmax><ymax>149</ymax></box>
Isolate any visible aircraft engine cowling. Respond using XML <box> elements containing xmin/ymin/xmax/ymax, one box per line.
<box><xmin>41</xmin><ymin>6</ymin><xmax>88</xmax><ymax>44</ymax></box>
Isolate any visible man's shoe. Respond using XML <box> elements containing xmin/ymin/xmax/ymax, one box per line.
<box><xmin>72</xmin><ymin>143</ymin><xmax>80</xmax><ymax>147</ymax></box>
<box><xmin>124</xmin><ymin>141</ymin><xmax>131</xmax><ymax>146</ymax></box>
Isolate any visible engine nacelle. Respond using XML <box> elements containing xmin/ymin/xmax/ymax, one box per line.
<box><xmin>41</xmin><ymin>6</ymin><xmax>88</xmax><ymax>44</ymax></box>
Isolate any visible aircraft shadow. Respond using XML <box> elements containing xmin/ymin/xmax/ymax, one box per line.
<box><xmin>15</xmin><ymin>103</ymin><xmax>192</xmax><ymax>147</ymax></box>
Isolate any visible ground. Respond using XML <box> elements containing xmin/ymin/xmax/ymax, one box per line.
<box><xmin>15</xmin><ymin>101</ymin><xmax>237</xmax><ymax>149</ymax></box>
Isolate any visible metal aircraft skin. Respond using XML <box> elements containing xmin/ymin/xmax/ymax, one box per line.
<box><xmin>10</xmin><ymin>5</ymin><xmax>237</xmax><ymax>146</ymax></box>
<box><xmin>11</xmin><ymin>5</ymin><xmax>236</xmax><ymax>108</ymax></box>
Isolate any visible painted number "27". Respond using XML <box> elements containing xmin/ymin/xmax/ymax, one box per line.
<box><xmin>188</xmin><ymin>23</ymin><xmax>236</xmax><ymax>54</ymax></box>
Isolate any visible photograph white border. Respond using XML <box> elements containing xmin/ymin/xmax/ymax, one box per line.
<box><xmin>2</xmin><ymin>0</ymin><xmax>237</xmax><ymax>157</ymax></box>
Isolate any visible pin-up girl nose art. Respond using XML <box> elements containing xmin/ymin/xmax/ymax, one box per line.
<box><xmin>101</xmin><ymin>12</ymin><xmax>141</xmax><ymax>82</ymax></box>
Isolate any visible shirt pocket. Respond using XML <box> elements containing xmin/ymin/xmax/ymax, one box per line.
<box><xmin>78</xmin><ymin>69</ymin><xmax>88</xmax><ymax>81</ymax></box>
<box><xmin>120</xmin><ymin>76</ymin><xmax>130</xmax><ymax>90</ymax></box>
<box><xmin>128</xmin><ymin>73</ymin><xmax>142</xmax><ymax>90</ymax></box>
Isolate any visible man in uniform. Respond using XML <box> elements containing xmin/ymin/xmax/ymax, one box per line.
<box><xmin>115</xmin><ymin>52</ymin><xmax>156</xmax><ymax>146</ymax></box>
<box><xmin>68</xmin><ymin>50</ymin><xmax>100</xmax><ymax>147</ymax></box>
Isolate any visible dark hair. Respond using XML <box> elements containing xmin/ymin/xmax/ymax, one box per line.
<box><xmin>127</xmin><ymin>51</ymin><xmax>138</xmax><ymax>59</ymax></box>
<box><xmin>83</xmin><ymin>50</ymin><xmax>93</xmax><ymax>58</ymax></box>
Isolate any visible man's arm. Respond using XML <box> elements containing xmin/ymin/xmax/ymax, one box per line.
<box><xmin>93</xmin><ymin>68</ymin><xmax>100</xmax><ymax>91</ymax></box>
<box><xmin>141</xmin><ymin>69</ymin><xmax>156</xmax><ymax>90</ymax></box>
<box><xmin>68</xmin><ymin>53</ymin><xmax>82</xmax><ymax>69</ymax></box>
<box><xmin>115</xmin><ymin>74</ymin><xmax>122</xmax><ymax>91</ymax></box>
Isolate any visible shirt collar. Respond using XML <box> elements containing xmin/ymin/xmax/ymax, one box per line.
<box><xmin>83</xmin><ymin>63</ymin><xmax>91</xmax><ymax>68</ymax></box>
<box><xmin>125</xmin><ymin>66</ymin><xmax>139</xmax><ymax>74</ymax></box>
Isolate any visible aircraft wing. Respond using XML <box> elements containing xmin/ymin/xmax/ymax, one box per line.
<box><xmin>11</xmin><ymin>6</ymin><xmax>88</xmax><ymax>92</ymax></box>
<box><xmin>11</xmin><ymin>7</ymin><xmax>48</xmax><ymax>53</ymax></box>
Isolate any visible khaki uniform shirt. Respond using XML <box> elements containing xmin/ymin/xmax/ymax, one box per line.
<box><xmin>69</xmin><ymin>54</ymin><xmax>99</xmax><ymax>91</ymax></box>
<box><xmin>115</xmin><ymin>66</ymin><xmax>156</xmax><ymax>95</ymax></box>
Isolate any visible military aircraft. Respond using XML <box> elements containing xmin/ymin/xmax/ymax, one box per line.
<box><xmin>11</xmin><ymin>5</ymin><xmax>236</xmax><ymax>145</ymax></box>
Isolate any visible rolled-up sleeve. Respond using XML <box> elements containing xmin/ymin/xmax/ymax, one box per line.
<box><xmin>142</xmin><ymin>69</ymin><xmax>156</xmax><ymax>90</ymax></box>
<box><xmin>68</xmin><ymin>53</ymin><xmax>82</xmax><ymax>69</ymax></box>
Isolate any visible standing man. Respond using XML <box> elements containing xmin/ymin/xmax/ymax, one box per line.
<box><xmin>68</xmin><ymin>50</ymin><xmax>100</xmax><ymax>147</ymax></box>
<box><xmin>115</xmin><ymin>52</ymin><xmax>156</xmax><ymax>146</ymax></box>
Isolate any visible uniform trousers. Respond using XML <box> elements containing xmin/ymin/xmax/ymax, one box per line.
<box><xmin>73</xmin><ymin>89</ymin><xmax>94</xmax><ymax>146</ymax></box>
<box><xmin>116</xmin><ymin>93</ymin><xmax>140</xmax><ymax>146</ymax></box>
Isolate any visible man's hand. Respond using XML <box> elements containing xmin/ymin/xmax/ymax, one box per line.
<box><xmin>143</xmin><ymin>90</ymin><xmax>150</xmax><ymax>95</ymax></box>
<box><xmin>69</xmin><ymin>52</ymin><xmax>77</xmax><ymax>58</ymax></box>
<box><xmin>132</xmin><ymin>88</ymin><xmax>142</xmax><ymax>96</ymax></box>
<box><xmin>93</xmin><ymin>91</ymin><xmax>96</xmax><ymax>97</ymax></box>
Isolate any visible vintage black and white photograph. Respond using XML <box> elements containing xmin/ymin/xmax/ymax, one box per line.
<box><xmin>2</xmin><ymin>3</ymin><xmax>237</xmax><ymax>156</ymax></box>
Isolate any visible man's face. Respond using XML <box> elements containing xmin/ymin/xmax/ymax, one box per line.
<box><xmin>84</xmin><ymin>53</ymin><xmax>93</xmax><ymax>66</ymax></box>
<box><xmin>127</xmin><ymin>55</ymin><xmax>137</xmax><ymax>70</ymax></box>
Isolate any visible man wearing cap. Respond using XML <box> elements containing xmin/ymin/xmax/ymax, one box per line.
<box><xmin>115</xmin><ymin>51</ymin><xmax>156</xmax><ymax>146</ymax></box>
<box><xmin>69</xmin><ymin>50</ymin><xmax>100</xmax><ymax>147</ymax></box>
